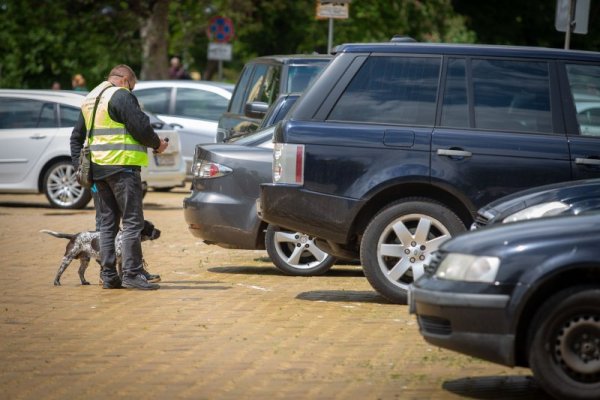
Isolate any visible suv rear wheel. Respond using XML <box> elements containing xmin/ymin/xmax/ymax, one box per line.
<box><xmin>361</xmin><ymin>198</ymin><xmax>465</xmax><ymax>303</ymax></box>
<box><xmin>266</xmin><ymin>224</ymin><xmax>336</xmax><ymax>276</ymax></box>
<box><xmin>528</xmin><ymin>286</ymin><xmax>600</xmax><ymax>400</ymax></box>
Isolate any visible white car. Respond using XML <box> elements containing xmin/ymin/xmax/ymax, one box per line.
<box><xmin>133</xmin><ymin>80</ymin><xmax>233</xmax><ymax>175</ymax></box>
<box><xmin>0</xmin><ymin>89</ymin><xmax>186</xmax><ymax>209</ymax></box>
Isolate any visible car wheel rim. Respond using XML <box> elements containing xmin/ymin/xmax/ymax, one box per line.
<box><xmin>376</xmin><ymin>213</ymin><xmax>451</xmax><ymax>291</ymax></box>
<box><xmin>555</xmin><ymin>314</ymin><xmax>600</xmax><ymax>381</ymax></box>
<box><xmin>47</xmin><ymin>164</ymin><xmax>85</xmax><ymax>207</ymax></box>
<box><xmin>272</xmin><ymin>230</ymin><xmax>330</xmax><ymax>270</ymax></box>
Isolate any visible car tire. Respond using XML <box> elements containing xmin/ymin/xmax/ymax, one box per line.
<box><xmin>528</xmin><ymin>286</ymin><xmax>600</xmax><ymax>400</ymax></box>
<box><xmin>360</xmin><ymin>198</ymin><xmax>465</xmax><ymax>304</ymax></box>
<box><xmin>265</xmin><ymin>224</ymin><xmax>337</xmax><ymax>276</ymax></box>
<box><xmin>43</xmin><ymin>160</ymin><xmax>92</xmax><ymax>209</ymax></box>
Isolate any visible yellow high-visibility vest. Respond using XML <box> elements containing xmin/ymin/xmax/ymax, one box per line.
<box><xmin>81</xmin><ymin>81</ymin><xmax>148</xmax><ymax>167</ymax></box>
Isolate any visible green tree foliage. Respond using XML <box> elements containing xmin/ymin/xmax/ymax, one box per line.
<box><xmin>0</xmin><ymin>0</ymin><xmax>140</xmax><ymax>88</ymax></box>
<box><xmin>1</xmin><ymin>0</ymin><xmax>597</xmax><ymax>88</ymax></box>
<box><xmin>453</xmin><ymin>0</ymin><xmax>600</xmax><ymax>49</ymax></box>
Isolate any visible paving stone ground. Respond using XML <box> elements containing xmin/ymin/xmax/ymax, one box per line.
<box><xmin>0</xmin><ymin>190</ymin><xmax>551</xmax><ymax>400</ymax></box>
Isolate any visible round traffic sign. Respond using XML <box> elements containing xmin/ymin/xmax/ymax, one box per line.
<box><xmin>207</xmin><ymin>16</ymin><xmax>235</xmax><ymax>43</ymax></box>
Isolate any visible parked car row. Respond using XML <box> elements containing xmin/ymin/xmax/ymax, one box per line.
<box><xmin>180</xmin><ymin>42</ymin><xmax>599</xmax><ymax>399</ymax></box>
<box><xmin>258</xmin><ymin>41</ymin><xmax>600</xmax><ymax>305</ymax></box>
<box><xmin>0</xmin><ymin>89</ymin><xmax>187</xmax><ymax>208</ymax></box>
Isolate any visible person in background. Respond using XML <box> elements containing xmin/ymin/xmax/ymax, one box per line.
<box><xmin>168</xmin><ymin>57</ymin><xmax>190</xmax><ymax>80</ymax></box>
<box><xmin>70</xmin><ymin>64</ymin><xmax>168</xmax><ymax>290</ymax></box>
<box><xmin>72</xmin><ymin>74</ymin><xmax>88</xmax><ymax>91</ymax></box>
<box><xmin>51</xmin><ymin>81</ymin><xmax>61</xmax><ymax>90</ymax></box>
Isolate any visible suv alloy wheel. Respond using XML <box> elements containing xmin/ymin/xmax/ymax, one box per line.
<box><xmin>360</xmin><ymin>199</ymin><xmax>465</xmax><ymax>303</ymax></box>
<box><xmin>266</xmin><ymin>224</ymin><xmax>337</xmax><ymax>276</ymax></box>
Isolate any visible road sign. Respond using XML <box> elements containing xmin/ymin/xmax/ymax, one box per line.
<box><xmin>555</xmin><ymin>0</ymin><xmax>590</xmax><ymax>34</ymax></box>
<box><xmin>206</xmin><ymin>16</ymin><xmax>235</xmax><ymax>43</ymax></box>
<box><xmin>208</xmin><ymin>43</ymin><xmax>232</xmax><ymax>61</ymax></box>
<box><xmin>316</xmin><ymin>2</ymin><xmax>349</xmax><ymax>19</ymax></box>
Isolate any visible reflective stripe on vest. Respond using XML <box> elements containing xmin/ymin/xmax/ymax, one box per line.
<box><xmin>81</xmin><ymin>82</ymin><xmax>148</xmax><ymax>167</ymax></box>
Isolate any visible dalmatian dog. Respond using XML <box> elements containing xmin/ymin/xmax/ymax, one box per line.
<box><xmin>40</xmin><ymin>220</ymin><xmax>160</xmax><ymax>286</ymax></box>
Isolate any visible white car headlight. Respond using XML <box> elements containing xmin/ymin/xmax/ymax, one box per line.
<box><xmin>502</xmin><ymin>201</ymin><xmax>569</xmax><ymax>224</ymax></box>
<box><xmin>435</xmin><ymin>253</ymin><xmax>500</xmax><ymax>283</ymax></box>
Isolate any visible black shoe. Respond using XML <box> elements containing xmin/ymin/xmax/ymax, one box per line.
<box><xmin>141</xmin><ymin>268</ymin><xmax>161</xmax><ymax>283</ymax></box>
<box><xmin>102</xmin><ymin>276</ymin><xmax>122</xmax><ymax>289</ymax></box>
<box><xmin>122</xmin><ymin>274</ymin><xmax>160</xmax><ymax>290</ymax></box>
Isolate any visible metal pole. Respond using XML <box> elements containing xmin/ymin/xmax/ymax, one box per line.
<box><xmin>565</xmin><ymin>0</ymin><xmax>576</xmax><ymax>49</ymax></box>
<box><xmin>218</xmin><ymin>60</ymin><xmax>223</xmax><ymax>81</ymax></box>
<box><xmin>327</xmin><ymin>18</ymin><xmax>333</xmax><ymax>54</ymax></box>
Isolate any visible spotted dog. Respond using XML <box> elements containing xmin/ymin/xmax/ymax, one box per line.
<box><xmin>41</xmin><ymin>220</ymin><xmax>161</xmax><ymax>286</ymax></box>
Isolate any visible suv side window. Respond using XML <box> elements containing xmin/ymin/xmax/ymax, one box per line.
<box><xmin>472</xmin><ymin>59</ymin><xmax>552</xmax><ymax>133</ymax></box>
<box><xmin>328</xmin><ymin>56</ymin><xmax>441</xmax><ymax>126</ymax></box>
<box><xmin>228</xmin><ymin>64</ymin><xmax>254</xmax><ymax>114</ymax></box>
<box><xmin>566</xmin><ymin>63</ymin><xmax>600</xmax><ymax>137</ymax></box>
<box><xmin>246</xmin><ymin>64</ymin><xmax>280</xmax><ymax>105</ymax></box>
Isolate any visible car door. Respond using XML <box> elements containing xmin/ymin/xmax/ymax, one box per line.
<box><xmin>431</xmin><ymin>57</ymin><xmax>571</xmax><ymax>210</ymax></box>
<box><xmin>0</xmin><ymin>97</ymin><xmax>58</xmax><ymax>185</ymax></box>
<box><xmin>563</xmin><ymin>63</ymin><xmax>600</xmax><ymax>179</ymax></box>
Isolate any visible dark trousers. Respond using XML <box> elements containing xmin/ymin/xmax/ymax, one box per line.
<box><xmin>93</xmin><ymin>169</ymin><xmax>145</xmax><ymax>280</ymax></box>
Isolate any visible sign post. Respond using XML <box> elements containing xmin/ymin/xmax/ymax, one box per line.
<box><xmin>555</xmin><ymin>0</ymin><xmax>590</xmax><ymax>49</ymax></box>
<box><xmin>206</xmin><ymin>15</ymin><xmax>234</xmax><ymax>80</ymax></box>
<box><xmin>316</xmin><ymin>1</ymin><xmax>350</xmax><ymax>54</ymax></box>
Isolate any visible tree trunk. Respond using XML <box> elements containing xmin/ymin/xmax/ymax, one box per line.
<box><xmin>139</xmin><ymin>0</ymin><xmax>170</xmax><ymax>80</ymax></box>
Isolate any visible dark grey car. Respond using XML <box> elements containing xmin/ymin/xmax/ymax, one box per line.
<box><xmin>183</xmin><ymin>94</ymin><xmax>337</xmax><ymax>275</ymax></box>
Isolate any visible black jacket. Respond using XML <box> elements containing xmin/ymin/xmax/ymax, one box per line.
<box><xmin>70</xmin><ymin>85</ymin><xmax>161</xmax><ymax>179</ymax></box>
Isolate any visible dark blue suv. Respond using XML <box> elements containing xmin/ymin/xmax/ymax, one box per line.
<box><xmin>259</xmin><ymin>42</ymin><xmax>600</xmax><ymax>303</ymax></box>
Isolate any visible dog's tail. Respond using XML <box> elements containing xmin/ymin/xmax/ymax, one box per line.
<box><xmin>39</xmin><ymin>229</ymin><xmax>76</xmax><ymax>240</ymax></box>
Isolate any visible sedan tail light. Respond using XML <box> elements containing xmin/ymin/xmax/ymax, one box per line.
<box><xmin>272</xmin><ymin>143</ymin><xmax>304</xmax><ymax>185</ymax></box>
<box><xmin>192</xmin><ymin>159</ymin><xmax>232</xmax><ymax>178</ymax></box>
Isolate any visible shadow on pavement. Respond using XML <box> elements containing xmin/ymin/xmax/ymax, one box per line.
<box><xmin>296</xmin><ymin>290</ymin><xmax>392</xmax><ymax>304</ymax></box>
<box><xmin>443</xmin><ymin>375</ymin><xmax>552</xmax><ymax>399</ymax></box>
<box><xmin>0</xmin><ymin>200</ymin><xmax>94</xmax><ymax>210</ymax></box>
<box><xmin>208</xmin><ymin>266</ymin><xmax>364</xmax><ymax>277</ymax></box>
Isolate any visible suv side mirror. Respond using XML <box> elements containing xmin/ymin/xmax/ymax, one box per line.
<box><xmin>245</xmin><ymin>101</ymin><xmax>269</xmax><ymax>119</ymax></box>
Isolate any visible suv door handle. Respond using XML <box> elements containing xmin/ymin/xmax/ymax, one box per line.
<box><xmin>437</xmin><ymin>149</ymin><xmax>472</xmax><ymax>158</ymax></box>
<box><xmin>575</xmin><ymin>157</ymin><xmax>600</xmax><ymax>166</ymax></box>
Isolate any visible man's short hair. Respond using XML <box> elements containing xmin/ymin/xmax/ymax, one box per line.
<box><xmin>109</xmin><ymin>65</ymin><xmax>137</xmax><ymax>81</ymax></box>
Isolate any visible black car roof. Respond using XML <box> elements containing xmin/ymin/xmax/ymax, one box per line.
<box><xmin>333</xmin><ymin>42</ymin><xmax>600</xmax><ymax>62</ymax></box>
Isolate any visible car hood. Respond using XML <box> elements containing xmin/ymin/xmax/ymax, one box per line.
<box><xmin>444</xmin><ymin>211</ymin><xmax>600</xmax><ymax>256</ymax></box>
<box><xmin>479</xmin><ymin>178</ymin><xmax>600</xmax><ymax>221</ymax></box>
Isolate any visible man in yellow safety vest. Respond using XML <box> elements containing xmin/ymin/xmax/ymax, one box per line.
<box><xmin>70</xmin><ymin>64</ymin><xmax>168</xmax><ymax>290</ymax></box>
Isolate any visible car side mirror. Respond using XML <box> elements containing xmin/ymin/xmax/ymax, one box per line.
<box><xmin>244</xmin><ymin>101</ymin><xmax>269</xmax><ymax>119</ymax></box>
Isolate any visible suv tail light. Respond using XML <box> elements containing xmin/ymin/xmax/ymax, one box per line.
<box><xmin>273</xmin><ymin>143</ymin><xmax>304</xmax><ymax>185</ymax></box>
<box><xmin>192</xmin><ymin>159</ymin><xmax>232</xmax><ymax>178</ymax></box>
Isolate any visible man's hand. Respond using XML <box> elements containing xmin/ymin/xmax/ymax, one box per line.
<box><xmin>154</xmin><ymin>138</ymin><xmax>169</xmax><ymax>154</ymax></box>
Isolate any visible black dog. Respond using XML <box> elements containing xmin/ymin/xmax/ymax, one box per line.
<box><xmin>41</xmin><ymin>220</ymin><xmax>161</xmax><ymax>286</ymax></box>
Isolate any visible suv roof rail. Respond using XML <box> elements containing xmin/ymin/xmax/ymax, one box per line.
<box><xmin>390</xmin><ymin>35</ymin><xmax>417</xmax><ymax>43</ymax></box>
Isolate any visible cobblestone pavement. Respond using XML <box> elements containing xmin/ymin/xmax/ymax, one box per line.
<box><xmin>0</xmin><ymin>190</ymin><xmax>551</xmax><ymax>400</ymax></box>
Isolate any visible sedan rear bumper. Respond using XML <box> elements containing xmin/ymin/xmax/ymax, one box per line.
<box><xmin>183</xmin><ymin>192</ymin><xmax>263</xmax><ymax>250</ymax></box>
